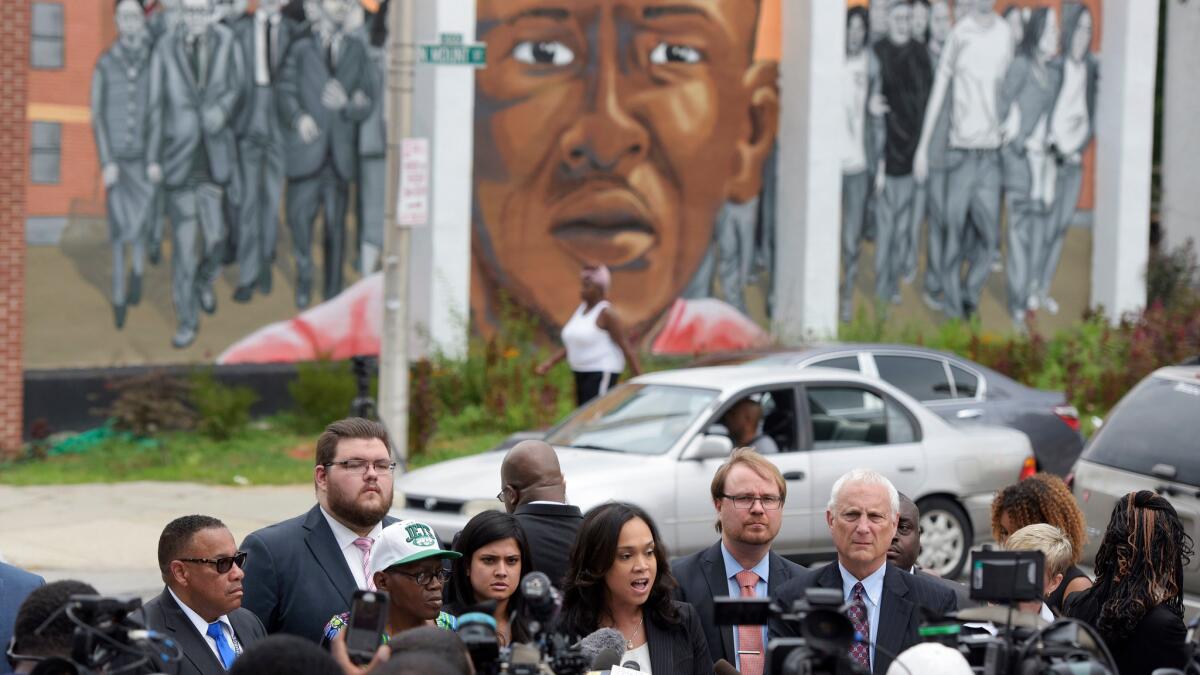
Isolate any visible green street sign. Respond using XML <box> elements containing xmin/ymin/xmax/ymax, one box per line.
<box><xmin>419</xmin><ymin>33</ymin><xmax>487</xmax><ymax>67</ymax></box>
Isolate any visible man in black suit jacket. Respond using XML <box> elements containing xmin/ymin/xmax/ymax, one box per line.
<box><xmin>672</xmin><ymin>448</ymin><xmax>808</xmax><ymax>674</ymax></box>
<box><xmin>143</xmin><ymin>515</ymin><xmax>267</xmax><ymax>674</ymax></box>
<box><xmin>499</xmin><ymin>441</ymin><xmax>583</xmax><ymax>589</ymax></box>
<box><xmin>889</xmin><ymin>493</ymin><xmax>976</xmax><ymax>610</ymax></box>
<box><xmin>241</xmin><ymin>418</ymin><xmax>398</xmax><ymax>641</ymax></box>
<box><xmin>770</xmin><ymin>470</ymin><xmax>957</xmax><ymax>675</ymax></box>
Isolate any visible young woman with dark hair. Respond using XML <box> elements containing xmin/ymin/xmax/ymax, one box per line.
<box><xmin>1065</xmin><ymin>491</ymin><xmax>1194</xmax><ymax>675</ymax></box>
<box><xmin>443</xmin><ymin>511</ymin><xmax>533</xmax><ymax>646</ymax></box>
<box><xmin>560</xmin><ymin>502</ymin><xmax>710</xmax><ymax>674</ymax></box>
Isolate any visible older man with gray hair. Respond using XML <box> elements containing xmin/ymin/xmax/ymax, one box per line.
<box><xmin>770</xmin><ymin>469</ymin><xmax>957</xmax><ymax>675</ymax></box>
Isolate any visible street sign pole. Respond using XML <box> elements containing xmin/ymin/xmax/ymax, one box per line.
<box><xmin>380</xmin><ymin>0</ymin><xmax>414</xmax><ymax>468</ymax></box>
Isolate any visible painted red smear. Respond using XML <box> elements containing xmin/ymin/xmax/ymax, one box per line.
<box><xmin>650</xmin><ymin>298</ymin><xmax>771</xmax><ymax>355</ymax></box>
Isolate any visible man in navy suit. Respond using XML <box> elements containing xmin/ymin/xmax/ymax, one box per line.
<box><xmin>0</xmin><ymin>562</ymin><xmax>44</xmax><ymax>675</ymax></box>
<box><xmin>240</xmin><ymin>418</ymin><xmax>397</xmax><ymax>642</ymax></box>
<box><xmin>142</xmin><ymin>515</ymin><xmax>266</xmax><ymax>674</ymax></box>
<box><xmin>770</xmin><ymin>470</ymin><xmax>957</xmax><ymax>675</ymax></box>
<box><xmin>672</xmin><ymin>448</ymin><xmax>809</xmax><ymax>675</ymax></box>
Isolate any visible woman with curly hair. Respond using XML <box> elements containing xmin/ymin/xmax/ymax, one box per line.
<box><xmin>990</xmin><ymin>473</ymin><xmax>1092</xmax><ymax>611</ymax></box>
<box><xmin>560</xmin><ymin>502</ymin><xmax>710</xmax><ymax>673</ymax></box>
<box><xmin>1064</xmin><ymin>491</ymin><xmax>1193</xmax><ymax>675</ymax></box>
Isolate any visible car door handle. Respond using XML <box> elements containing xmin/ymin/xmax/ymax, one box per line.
<box><xmin>782</xmin><ymin>471</ymin><xmax>805</xmax><ymax>481</ymax></box>
<box><xmin>898</xmin><ymin>466</ymin><xmax>916</xmax><ymax>473</ymax></box>
<box><xmin>956</xmin><ymin>408</ymin><xmax>983</xmax><ymax>419</ymax></box>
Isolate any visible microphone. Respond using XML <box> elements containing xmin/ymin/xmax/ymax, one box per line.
<box><xmin>590</xmin><ymin>647</ymin><xmax>622</xmax><ymax>670</ymax></box>
<box><xmin>621</xmin><ymin>661</ymin><xmax>641</xmax><ymax>670</ymax></box>
<box><xmin>579</xmin><ymin>627</ymin><xmax>628</xmax><ymax>665</ymax></box>
<box><xmin>714</xmin><ymin>658</ymin><xmax>743</xmax><ymax>675</ymax></box>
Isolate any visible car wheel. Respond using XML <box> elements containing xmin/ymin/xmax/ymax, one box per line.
<box><xmin>917</xmin><ymin>496</ymin><xmax>972</xmax><ymax>579</ymax></box>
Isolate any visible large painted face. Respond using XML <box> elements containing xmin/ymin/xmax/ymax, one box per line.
<box><xmin>472</xmin><ymin>0</ymin><xmax>777</xmax><ymax>332</ymax></box>
<box><xmin>181</xmin><ymin>0</ymin><xmax>213</xmax><ymax>37</ymax></box>
<box><xmin>847</xmin><ymin>14</ymin><xmax>867</xmax><ymax>55</ymax></box>
<box><xmin>930</xmin><ymin>1</ymin><xmax>952</xmax><ymax>44</ymax></box>
<box><xmin>115</xmin><ymin>0</ymin><xmax>146</xmax><ymax>39</ymax></box>
<box><xmin>888</xmin><ymin>4</ymin><xmax>912</xmax><ymax>45</ymax></box>
<box><xmin>1071</xmin><ymin>9</ymin><xmax>1093</xmax><ymax>60</ymax></box>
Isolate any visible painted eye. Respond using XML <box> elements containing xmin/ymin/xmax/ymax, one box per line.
<box><xmin>512</xmin><ymin>40</ymin><xmax>575</xmax><ymax>66</ymax></box>
<box><xmin>649</xmin><ymin>42</ymin><xmax>703</xmax><ymax>64</ymax></box>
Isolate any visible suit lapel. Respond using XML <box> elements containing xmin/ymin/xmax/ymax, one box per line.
<box><xmin>159</xmin><ymin>589</ymin><xmax>227</xmax><ymax>675</ymax></box>
<box><xmin>645</xmin><ymin>615</ymin><xmax>674</xmax><ymax>675</ymax></box>
<box><xmin>700</xmin><ymin>543</ymin><xmax>735</xmax><ymax>662</ymax></box>
<box><xmin>874</xmin><ymin>566</ymin><xmax>914</xmax><ymax>675</ymax></box>
<box><xmin>303</xmin><ymin>505</ymin><xmax>358</xmax><ymax>608</ymax></box>
<box><xmin>173</xmin><ymin>33</ymin><xmax>200</xmax><ymax>95</ymax></box>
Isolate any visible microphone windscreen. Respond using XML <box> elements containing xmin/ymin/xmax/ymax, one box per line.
<box><xmin>714</xmin><ymin>658</ymin><xmax>743</xmax><ymax>675</ymax></box>
<box><xmin>590</xmin><ymin>647</ymin><xmax>623</xmax><ymax>670</ymax></box>
<box><xmin>621</xmin><ymin>660</ymin><xmax>642</xmax><ymax>670</ymax></box>
<box><xmin>579</xmin><ymin>626</ymin><xmax>628</xmax><ymax>662</ymax></box>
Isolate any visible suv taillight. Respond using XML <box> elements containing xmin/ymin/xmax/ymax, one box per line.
<box><xmin>1054</xmin><ymin>405</ymin><xmax>1081</xmax><ymax>433</ymax></box>
<box><xmin>1019</xmin><ymin>456</ymin><xmax>1037</xmax><ymax>481</ymax></box>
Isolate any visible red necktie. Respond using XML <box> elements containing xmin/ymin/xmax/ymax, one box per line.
<box><xmin>847</xmin><ymin>582</ymin><xmax>871</xmax><ymax>670</ymax></box>
<box><xmin>735</xmin><ymin>570</ymin><xmax>764</xmax><ymax>675</ymax></box>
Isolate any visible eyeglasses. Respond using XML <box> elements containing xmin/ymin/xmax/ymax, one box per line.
<box><xmin>496</xmin><ymin>486</ymin><xmax>511</xmax><ymax>503</ymax></box>
<box><xmin>721</xmin><ymin>494</ymin><xmax>783</xmax><ymax>510</ymax></box>
<box><xmin>323</xmin><ymin>459</ymin><xmax>397</xmax><ymax>475</ymax></box>
<box><xmin>391</xmin><ymin>568</ymin><xmax>452</xmax><ymax>587</ymax></box>
<box><xmin>178</xmin><ymin>552</ymin><xmax>247</xmax><ymax>574</ymax></box>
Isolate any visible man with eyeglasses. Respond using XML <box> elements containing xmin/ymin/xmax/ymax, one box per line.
<box><xmin>143</xmin><ymin>515</ymin><xmax>266</xmax><ymax>674</ymax></box>
<box><xmin>241</xmin><ymin>417</ymin><xmax>398</xmax><ymax>642</ymax></box>
<box><xmin>671</xmin><ymin>448</ymin><xmax>810</xmax><ymax>674</ymax></box>
<box><xmin>321</xmin><ymin>519</ymin><xmax>461</xmax><ymax>648</ymax></box>
<box><xmin>498</xmin><ymin>440</ymin><xmax>583</xmax><ymax>589</ymax></box>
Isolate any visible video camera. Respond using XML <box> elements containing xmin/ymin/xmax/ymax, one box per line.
<box><xmin>7</xmin><ymin>595</ymin><xmax>180</xmax><ymax>675</ymax></box>
<box><xmin>919</xmin><ymin>550</ymin><xmax>1118</xmax><ymax>675</ymax></box>
<box><xmin>714</xmin><ymin>588</ymin><xmax>867</xmax><ymax>675</ymax></box>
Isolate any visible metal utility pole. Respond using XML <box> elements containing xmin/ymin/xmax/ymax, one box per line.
<box><xmin>380</xmin><ymin>0</ymin><xmax>413</xmax><ymax>467</ymax></box>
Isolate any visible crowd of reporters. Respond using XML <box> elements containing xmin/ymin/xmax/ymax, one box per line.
<box><xmin>1</xmin><ymin>417</ymin><xmax>1195</xmax><ymax>675</ymax></box>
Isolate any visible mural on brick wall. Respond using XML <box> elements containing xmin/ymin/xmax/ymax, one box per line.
<box><xmin>841</xmin><ymin>0</ymin><xmax>1101</xmax><ymax>329</ymax></box>
<box><xmin>469</xmin><ymin>0</ymin><xmax>782</xmax><ymax>355</ymax></box>
<box><xmin>23</xmin><ymin>0</ymin><xmax>388</xmax><ymax>368</ymax></box>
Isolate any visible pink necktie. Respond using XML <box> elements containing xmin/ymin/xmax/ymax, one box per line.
<box><xmin>353</xmin><ymin>537</ymin><xmax>375</xmax><ymax>590</ymax></box>
<box><xmin>735</xmin><ymin>570</ymin><xmax>764</xmax><ymax>675</ymax></box>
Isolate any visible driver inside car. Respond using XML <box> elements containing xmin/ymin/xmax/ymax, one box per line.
<box><xmin>720</xmin><ymin>397</ymin><xmax>780</xmax><ymax>454</ymax></box>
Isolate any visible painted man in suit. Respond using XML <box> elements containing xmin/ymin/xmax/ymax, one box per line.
<box><xmin>353</xmin><ymin>5</ymin><xmax>388</xmax><ymax>277</ymax></box>
<box><xmin>92</xmin><ymin>0</ymin><xmax>157</xmax><ymax>331</ymax></box>
<box><xmin>147</xmin><ymin>0</ymin><xmax>245</xmax><ymax>349</ymax></box>
<box><xmin>230</xmin><ymin>0</ymin><xmax>293</xmax><ymax>302</ymax></box>
<box><xmin>499</xmin><ymin>440</ymin><xmax>583</xmax><ymax>589</ymax></box>
<box><xmin>143</xmin><ymin>515</ymin><xmax>266</xmax><ymax>675</ymax></box>
<box><xmin>241</xmin><ymin>418</ymin><xmax>397</xmax><ymax>641</ymax></box>
<box><xmin>0</xmin><ymin>563</ymin><xmax>44</xmax><ymax>675</ymax></box>
<box><xmin>277</xmin><ymin>0</ymin><xmax>376</xmax><ymax>308</ymax></box>
<box><xmin>672</xmin><ymin>448</ymin><xmax>808</xmax><ymax>675</ymax></box>
<box><xmin>770</xmin><ymin>470</ymin><xmax>957</xmax><ymax>675</ymax></box>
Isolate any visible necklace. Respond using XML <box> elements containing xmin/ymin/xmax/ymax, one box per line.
<box><xmin>623</xmin><ymin>616</ymin><xmax>644</xmax><ymax>650</ymax></box>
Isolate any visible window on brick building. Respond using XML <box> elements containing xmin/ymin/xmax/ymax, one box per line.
<box><xmin>31</xmin><ymin>122</ymin><xmax>62</xmax><ymax>184</ymax></box>
<box><xmin>31</xmin><ymin>3</ymin><xmax>65</xmax><ymax>69</ymax></box>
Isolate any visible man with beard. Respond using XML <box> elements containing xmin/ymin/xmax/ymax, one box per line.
<box><xmin>672</xmin><ymin>448</ymin><xmax>809</xmax><ymax>674</ymax></box>
<box><xmin>241</xmin><ymin>418</ymin><xmax>397</xmax><ymax>641</ymax></box>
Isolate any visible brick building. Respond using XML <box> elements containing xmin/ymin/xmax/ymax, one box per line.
<box><xmin>2</xmin><ymin>0</ymin><xmax>30</xmax><ymax>455</ymax></box>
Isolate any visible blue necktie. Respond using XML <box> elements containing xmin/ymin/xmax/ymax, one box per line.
<box><xmin>206</xmin><ymin>621</ymin><xmax>236</xmax><ymax>669</ymax></box>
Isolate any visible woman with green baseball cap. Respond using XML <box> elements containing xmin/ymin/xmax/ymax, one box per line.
<box><xmin>322</xmin><ymin>519</ymin><xmax>463</xmax><ymax>647</ymax></box>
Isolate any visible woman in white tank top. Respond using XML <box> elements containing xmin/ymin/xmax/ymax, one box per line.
<box><xmin>535</xmin><ymin>265</ymin><xmax>642</xmax><ymax>406</ymax></box>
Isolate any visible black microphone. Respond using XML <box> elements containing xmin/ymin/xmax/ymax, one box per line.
<box><xmin>714</xmin><ymin>658</ymin><xmax>742</xmax><ymax>675</ymax></box>
<box><xmin>590</xmin><ymin>647</ymin><xmax>623</xmax><ymax>670</ymax></box>
<box><xmin>579</xmin><ymin>626</ymin><xmax>628</xmax><ymax>666</ymax></box>
<box><xmin>621</xmin><ymin>661</ymin><xmax>641</xmax><ymax>671</ymax></box>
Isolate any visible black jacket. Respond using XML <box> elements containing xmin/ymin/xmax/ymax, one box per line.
<box><xmin>769</xmin><ymin>562</ymin><xmax>958</xmax><ymax>675</ymax></box>
<box><xmin>142</xmin><ymin>588</ymin><xmax>266</xmax><ymax>675</ymax></box>
<box><xmin>513</xmin><ymin>502</ymin><xmax>583</xmax><ymax>588</ymax></box>
<box><xmin>1065</xmin><ymin>587</ymin><xmax>1189</xmax><ymax>675</ymax></box>
<box><xmin>672</xmin><ymin>541</ymin><xmax>809</xmax><ymax>667</ymax></box>
<box><xmin>642</xmin><ymin>601</ymin><xmax>714</xmax><ymax>675</ymax></box>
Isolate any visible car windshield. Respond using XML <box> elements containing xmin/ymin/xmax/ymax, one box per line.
<box><xmin>1084</xmin><ymin>375</ymin><xmax>1200</xmax><ymax>486</ymax></box>
<box><xmin>545</xmin><ymin>384</ymin><xmax>719</xmax><ymax>455</ymax></box>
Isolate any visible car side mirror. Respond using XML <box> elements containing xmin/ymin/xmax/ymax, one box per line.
<box><xmin>706</xmin><ymin>423</ymin><xmax>731</xmax><ymax>437</ymax></box>
<box><xmin>683</xmin><ymin>433</ymin><xmax>733</xmax><ymax>461</ymax></box>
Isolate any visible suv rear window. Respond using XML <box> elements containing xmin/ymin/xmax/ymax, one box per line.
<box><xmin>1083</xmin><ymin>376</ymin><xmax>1200</xmax><ymax>486</ymax></box>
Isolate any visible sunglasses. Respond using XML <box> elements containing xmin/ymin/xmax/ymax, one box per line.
<box><xmin>178</xmin><ymin>551</ymin><xmax>247</xmax><ymax>574</ymax></box>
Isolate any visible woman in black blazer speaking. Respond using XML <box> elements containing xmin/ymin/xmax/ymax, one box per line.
<box><xmin>560</xmin><ymin>502</ymin><xmax>711</xmax><ymax>674</ymax></box>
<box><xmin>1065</xmin><ymin>490</ymin><xmax>1193</xmax><ymax>675</ymax></box>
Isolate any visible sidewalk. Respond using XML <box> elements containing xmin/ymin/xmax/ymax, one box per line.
<box><xmin>0</xmin><ymin>482</ymin><xmax>314</xmax><ymax>599</ymax></box>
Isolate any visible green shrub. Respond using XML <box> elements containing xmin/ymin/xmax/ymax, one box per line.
<box><xmin>286</xmin><ymin>359</ymin><xmax>358</xmax><ymax>434</ymax></box>
<box><xmin>190</xmin><ymin>370</ymin><xmax>259</xmax><ymax>441</ymax></box>
<box><xmin>101</xmin><ymin>371</ymin><xmax>196</xmax><ymax>437</ymax></box>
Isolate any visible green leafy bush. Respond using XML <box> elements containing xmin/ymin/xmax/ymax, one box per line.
<box><xmin>101</xmin><ymin>371</ymin><xmax>196</xmax><ymax>437</ymax></box>
<box><xmin>285</xmin><ymin>359</ymin><xmax>358</xmax><ymax>434</ymax></box>
<box><xmin>190</xmin><ymin>371</ymin><xmax>259</xmax><ymax>441</ymax></box>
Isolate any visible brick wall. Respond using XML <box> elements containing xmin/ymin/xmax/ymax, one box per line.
<box><xmin>1</xmin><ymin>0</ymin><xmax>29</xmax><ymax>455</ymax></box>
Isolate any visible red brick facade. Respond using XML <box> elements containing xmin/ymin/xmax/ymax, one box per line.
<box><xmin>2</xmin><ymin>0</ymin><xmax>30</xmax><ymax>455</ymax></box>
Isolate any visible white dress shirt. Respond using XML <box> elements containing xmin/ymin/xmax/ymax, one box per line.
<box><xmin>253</xmin><ymin>10</ymin><xmax>282</xmax><ymax>86</ymax></box>
<box><xmin>167</xmin><ymin>587</ymin><xmax>242</xmax><ymax>663</ymax></box>
<box><xmin>838</xmin><ymin>561</ymin><xmax>887</xmax><ymax>672</ymax></box>
<box><xmin>320</xmin><ymin>506</ymin><xmax>383</xmax><ymax>590</ymax></box>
